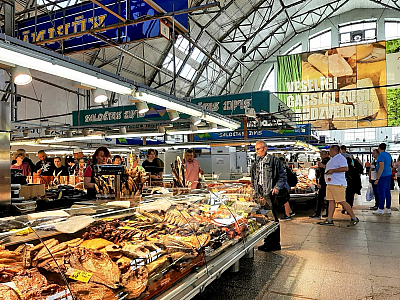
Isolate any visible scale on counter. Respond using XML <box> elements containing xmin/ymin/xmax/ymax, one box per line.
<box><xmin>93</xmin><ymin>164</ymin><xmax>125</xmax><ymax>200</ymax></box>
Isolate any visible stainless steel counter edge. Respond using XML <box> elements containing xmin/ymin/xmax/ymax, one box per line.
<box><xmin>154</xmin><ymin>222</ymin><xmax>279</xmax><ymax>300</ymax></box>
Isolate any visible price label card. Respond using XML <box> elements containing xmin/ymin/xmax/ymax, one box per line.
<box><xmin>68</xmin><ymin>269</ymin><xmax>92</xmax><ymax>283</ymax></box>
<box><xmin>212</xmin><ymin>189</ymin><xmax>218</xmax><ymax>193</ymax></box>
<box><xmin>102</xmin><ymin>218</ymin><xmax>114</xmax><ymax>221</ymax></box>
<box><xmin>118</xmin><ymin>226</ymin><xmax>136</xmax><ymax>230</ymax></box>
<box><xmin>10</xmin><ymin>227</ymin><xmax>34</xmax><ymax>236</ymax></box>
<box><xmin>238</xmin><ymin>197</ymin><xmax>246</xmax><ymax>202</ymax></box>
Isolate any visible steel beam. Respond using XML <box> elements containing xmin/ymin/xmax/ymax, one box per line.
<box><xmin>89</xmin><ymin>0</ymin><xmax>126</xmax><ymax>22</ymax></box>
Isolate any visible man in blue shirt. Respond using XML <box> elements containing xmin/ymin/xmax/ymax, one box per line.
<box><xmin>374</xmin><ymin>143</ymin><xmax>393</xmax><ymax>214</ymax></box>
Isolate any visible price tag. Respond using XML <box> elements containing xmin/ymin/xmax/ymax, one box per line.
<box><xmin>177</xmin><ymin>236</ymin><xmax>191</xmax><ymax>242</ymax></box>
<box><xmin>68</xmin><ymin>270</ymin><xmax>92</xmax><ymax>283</ymax></box>
<box><xmin>9</xmin><ymin>227</ymin><xmax>33</xmax><ymax>236</ymax></box>
<box><xmin>102</xmin><ymin>218</ymin><xmax>114</xmax><ymax>221</ymax></box>
<box><xmin>212</xmin><ymin>189</ymin><xmax>218</xmax><ymax>193</ymax></box>
<box><xmin>118</xmin><ymin>226</ymin><xmax>136</xmax><ymax>230</ymax></box>
<box><xmin>238</xmin><ymin>197</ymin><xmax>246</xmax><ymax>202</ymax></box>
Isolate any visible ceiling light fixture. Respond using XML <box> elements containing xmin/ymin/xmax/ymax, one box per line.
<box><xmin>135</xmin><ymin>101</ymin><xmax>149</xmax><ymax>114</ymax></box>
<box><xmin>135</xmin><ymin>89</ymin><xmax>203</xmax><ymax>117</ymax></box>
<box><xmin>167</xmin><ymin>110</ymin><xmax>180</xmax><ymax>121</ymax></box>
<box><xmin>167</xmin><ymin>127</ymin><xmax>232</xmax><ymax>136</ymax></box>
<box><xmin>11</xmin><ymin>66</ymin><xmax>32</xmax><ymax>85</ymax></box>
<box><xmin>106</xmin><ymin>132</ymin><xmax>164</xmax><ymax>139</ymax></box>
<box><xmin>190</xmin><ymin>116</ymin><xmax>201</xmax><ymax>126</ymax></box>
<box><xmin>92</xmin><ymin>88</ymin><xmax>108</xmax><ymax>104</ymax></box>
<box><xmin>0</xmin><ymin>38</ymin><xmax>133</xmax><ymax>95</ymax></box>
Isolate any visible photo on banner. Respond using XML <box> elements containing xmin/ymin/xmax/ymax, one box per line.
<box><xmin>277</xmin><ymin>41</ymin><xmax>388</xmax><ymax>129</ymax></box>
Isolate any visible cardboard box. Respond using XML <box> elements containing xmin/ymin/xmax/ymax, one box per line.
<box><xmin>20</xmin><ymin>184</ymin><xmax>46</xmax><ymax>200</ymax></box>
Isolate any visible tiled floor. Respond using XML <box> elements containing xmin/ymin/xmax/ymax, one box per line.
<box><xmin>193</xmin><ymin>185</ymin><xmax>400</xmax><ymax>300</ymax></box>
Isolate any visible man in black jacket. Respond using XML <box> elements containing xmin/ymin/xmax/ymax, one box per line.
<box><xmin>251</xmin><ymin>140</ymin><xmax>287</xmax><ymax>251</ymax></box>
<box><xmin>310</xmin><ymin>150</ymin><xmax>330</xmax><ymax>219</ymax></box>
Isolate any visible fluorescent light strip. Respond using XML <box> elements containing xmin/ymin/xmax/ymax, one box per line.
<box><xmin>167</xmin><ymin>127</ymin><xmax>232</xmax><ymax>136</ymax></box>
<box><xmin>202</xmin><ymin>114</ymin><xmax>239</xmax><ymax>130</ymax></box>
<box><xmin>106</xmin><ymin>132</ymin><xmax>164</xmax><ymax>139</ymax></box>
<box><xmin>172</xmin><ymin>144</ymin><xmax>210</xmax><ymax>149</ymax></box>
<box><xmin>136</xmin><ymin>92</ymin><xmax>203</xmax><ymax>118</ymax></box>
<box><xmin>40</xmin><ymin>136</ymin><xmax>104</xmax><ymax>143</ymax></box>
<box><xmin>0</xmin><ymin>44</ymin><xmax>132</xmax><ymax>95</ymax></box>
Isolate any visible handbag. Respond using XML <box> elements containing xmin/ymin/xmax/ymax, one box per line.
<box><xmin>366</xmin><ymin>184</ymin><xmax>375</xmax><ymax>202</ymax></box>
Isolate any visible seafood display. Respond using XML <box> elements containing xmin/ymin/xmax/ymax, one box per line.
<box><xmin>0</xmin><ymin>186</ymin><xmax>271</xmax><ymax>300</ymax></box>
<box><xmin>290</xmin><ymin>168</ymin><xmax>316</xmax><ymax>194</ymax></box>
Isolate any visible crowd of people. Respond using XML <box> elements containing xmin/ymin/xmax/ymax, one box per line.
<box><xmin>250</xmin><ymin>140</ymin><xmax>400</xmax><ymax>252</ymax></box>
<box><xmin>11</xmin><ymin>146</ymin><xmax>205</xmax><ymax>197</ymax></box>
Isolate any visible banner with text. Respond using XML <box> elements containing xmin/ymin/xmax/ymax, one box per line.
<box><xmin>276</xmin><ymin>40</ymin><xmax>400</xmax><ymax>129</ymax></box>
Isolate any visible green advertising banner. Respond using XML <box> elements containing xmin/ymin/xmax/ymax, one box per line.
<box><xmin>276</xmin><ymin>39</ymin><xmax>400</xmax><ymax>130</ymax></box>
<box><xmin>72</xmin><ymin>104</ymin><xmax>174</xmax><ymax>126</ymax></box>
<box><xmin>191</xmin><ymin>91</ymin><xmax>270</xmax><ymax>115</ymax></box>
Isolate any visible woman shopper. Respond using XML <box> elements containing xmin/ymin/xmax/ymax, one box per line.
<box><xmin>84</xmin><ymin>146</ymin><xmax>111</xmax><ymax>199</ymax></box>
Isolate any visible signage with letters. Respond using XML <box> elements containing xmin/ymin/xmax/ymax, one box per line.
<box><xmin>16</xmin><ymin>0</ymin><xmax>188</xmax><ymax>53</ymax></box>
<box><xmin>72</xmin><ymin>103</ymin><xmax>176</xmax><ymax>126</ymax></box>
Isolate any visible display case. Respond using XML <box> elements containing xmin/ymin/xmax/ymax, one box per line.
<box><xmin>0</xmin><ymin>189</ymin><xmax>277</xmax><ymax>300</ymax></box>
<box><xmin>289</xmin><ymin>167</ymin><xmax>317</xmax><ymax>201</ymax></box>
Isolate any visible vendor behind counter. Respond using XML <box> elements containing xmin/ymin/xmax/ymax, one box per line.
<box><xmin>142</xmin><ymin>149</ymin><xmax>163</xmax><ymax>182</ymax></box>
<box><xmin>84</xmin><ymin>146</ymin><xmax>111</xmax><ymax>199</ymax></box>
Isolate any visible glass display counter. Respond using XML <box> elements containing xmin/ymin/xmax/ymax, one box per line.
<box><xmin>0</xmin><ymin>189</ymin><xmax>277</xmax><ymax>300</ymax></box>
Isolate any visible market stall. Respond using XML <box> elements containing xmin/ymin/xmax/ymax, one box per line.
<box><xmin>0</xmin><ymin>186</ymin><xmax>278</xmax><ymax>300</ymax></box>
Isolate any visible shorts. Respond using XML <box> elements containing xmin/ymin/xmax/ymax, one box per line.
<box><xmin>326</xmin><ymin>185</ymin><xmax>346</xmax><ymax>203</ymax></box>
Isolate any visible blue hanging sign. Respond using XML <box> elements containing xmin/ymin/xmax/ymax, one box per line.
<box><xmin>15</xmin><ymin>0</ymin><xmax>188</xmax><ymax>53</ymax></box>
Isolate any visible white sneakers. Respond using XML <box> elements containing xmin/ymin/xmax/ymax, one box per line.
<box><xmin>373</xmin><ymin>208</ymin><xmax>391</xmax><ymax>214</ymax></box>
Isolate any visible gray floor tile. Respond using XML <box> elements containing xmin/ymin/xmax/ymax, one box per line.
<box><xmin>320</xmin><ymin>271</ymin><xmax>373</xmax><ymax>300</ymax></box>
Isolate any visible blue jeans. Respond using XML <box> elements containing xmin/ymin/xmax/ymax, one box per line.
<box><xmin>377</xmin><ymin>175</ymin><xmax>391</xmax><ymax>209</ymax></box>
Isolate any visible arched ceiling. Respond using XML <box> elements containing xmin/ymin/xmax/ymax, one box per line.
<box><xmin>4</xmin><ymin>0</ymin><xmax>400</xmax><ymax>100</ymax></box>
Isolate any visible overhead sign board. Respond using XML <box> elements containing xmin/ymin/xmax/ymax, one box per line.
<box><xmin>191</xmin><ymin>91</ymin><xmax>270</xmax><ymax>116</ymax></box>
<box><xmin>72</xmin><ymin>103</ymin><xmax>178</xmax><ymax>126</ymax></box>
<box><xmin>16</xmin><ymin>0</ymin><xmax>188</xmax><ymax>53</ymax></box>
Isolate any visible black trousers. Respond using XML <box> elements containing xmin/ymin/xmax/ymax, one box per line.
<box><xmin>258</xmin><ymin>192</ymin><xmax>281</xmax><ymax>247</ymax></box>
<box><xmin>315</xmin><ymin>185</ymin><xmax>327</xmax><ymax>216</ymax></box>
<box><xmin>345</xmin><ymin>187</ymin><xmax>355</xmax><ymax>207</ymax></box>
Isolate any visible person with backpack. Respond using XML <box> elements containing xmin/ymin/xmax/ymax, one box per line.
<box><xmin>278</xmin><ymin>157</ymin><xmax>296</xmax><ymax>221</ymax></box>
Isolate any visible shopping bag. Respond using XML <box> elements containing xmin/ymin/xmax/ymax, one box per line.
<box><xmin>366</xmin><ymin>184</ymin><xmax>374</xmax><ymax>202</ymax></box>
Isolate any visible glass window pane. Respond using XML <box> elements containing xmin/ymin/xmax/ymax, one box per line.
<box><xmin>365</xmin><ymin>29</ymin><xmax>375</xmax><ymax>39</ymax></box>
<box><xmin>363</xmin><ymin>22</ymin><xmax>377</xmax><ymax>30</ymax></box>
<box><xmin>352</xmin><ymin>23</ymin><xmax>364</xmax><ymax>31</ymax></box>
<box><xmin>341</xmin><ymin>33</ymin><xmax>351</xmax><ymax>43</ymax></box>
<box><xmin>196</xmin><ymin>52</ymin><xmax>205</xmax><ymax>63</ymax></box>
<box><xmin>340</xmin><ymin>25</ymin><xmax>352</xmax><ymax>33</ymax></box>
<box><xmin>191</xmin><ymin>48</ymin><xmax>201</xmax><ymax>61</ymax></box>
